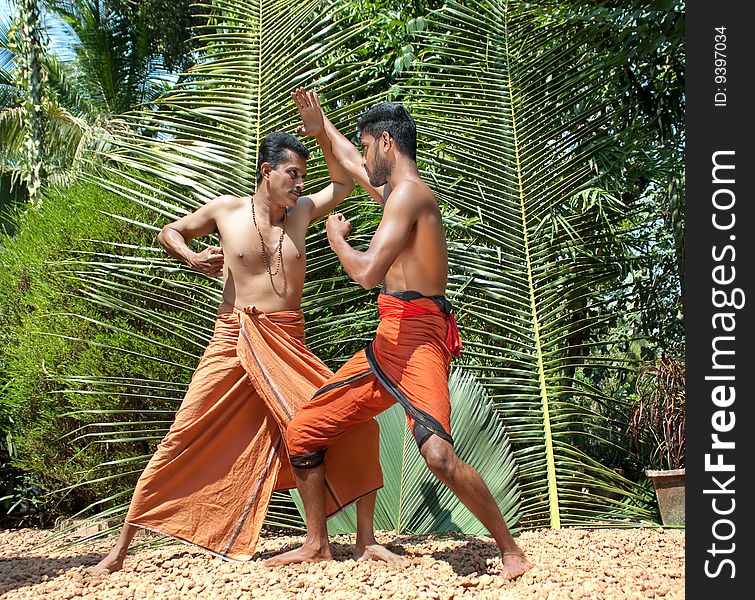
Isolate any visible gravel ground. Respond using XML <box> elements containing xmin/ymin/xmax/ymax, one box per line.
<box><xmin>0</xmin><ymin>526</ymin><xmax>684</xmax><ymax>599</ymax></box>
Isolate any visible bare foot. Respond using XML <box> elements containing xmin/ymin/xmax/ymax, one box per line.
<box><xmin>354</xmin><ymin>543</ymin><xmax>406</xmax><ymax>564</ymax></box>
<box><xmin>263</xmin><ymin>544</ymin><xmax>332</xmax><ymax>567</ymax></box>
<box><xmin>91</xmin><ymin>551</ymin><xmax>125</xmax><ymax>574</ymax></box>
<box><xmin>500</xmin><ymin>551</ymin><xmax>534</xmax><ymax>580</ymax></box>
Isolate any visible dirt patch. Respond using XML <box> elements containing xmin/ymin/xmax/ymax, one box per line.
<box><xmin>0</xmin><ymin>526</ymin><xmax>684</xmax><ymax>598</ymax></box>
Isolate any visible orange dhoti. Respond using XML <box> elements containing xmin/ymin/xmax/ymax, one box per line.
<box><xmin>288</xmin><ymin>292</ymin><xmax>462</xmax><ymax>468</ymax></box>
<box><xmin>125</xmin><ymin>304</ymin><xmax>382</xmax><ymax>560</ymax></box>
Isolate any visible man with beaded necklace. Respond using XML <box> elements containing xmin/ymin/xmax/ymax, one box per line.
<box><xmin>92</xmin><ymin>90</ymin><xmax>398</xmax><ymax>573</ymax></box>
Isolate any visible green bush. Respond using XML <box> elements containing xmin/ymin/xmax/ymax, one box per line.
<box><xmin>0</xmin><ymin>180</ymin><xmax>218</xmax><ymax>526</ymax></box>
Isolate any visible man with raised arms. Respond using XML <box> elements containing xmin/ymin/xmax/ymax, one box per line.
<box><xmin>266</xmin><ymin>92</ymin><xmax>533</xmax><ymax>580</ymax></box>
<box><xmin>92</xmin><ymin>90</ymin><xmax>399</xmax><ymax>573</ymax></box>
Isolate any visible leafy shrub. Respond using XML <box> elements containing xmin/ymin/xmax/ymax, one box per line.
<box><xmin>0</xmin><ymin>180</ymin><xmax>217</xmax><ymax>526</ymax></box>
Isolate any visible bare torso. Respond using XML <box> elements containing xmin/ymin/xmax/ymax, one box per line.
<box><xmin>215</xmin><ymin>195</ymin><xmax>310</xmax><ymax>312</ymax></box>
<box><xmin>381</xmin><ymin>182</ymin><xmax>448</xmax><ymax>298</ymax></box>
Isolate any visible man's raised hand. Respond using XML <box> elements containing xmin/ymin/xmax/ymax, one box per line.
<box><xmin>291</xmin><ymin>88</ymin><xmax>324</xmax><ymax>137</ymax></box>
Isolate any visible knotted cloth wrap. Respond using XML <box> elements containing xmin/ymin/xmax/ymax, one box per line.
<box><xmin>125</xmin><ymin>304</ymin><xmax>382</xmax><ymax>560</ymax></box>
<box><xmin>377</xmin><ymin>292</ymin><xmax>461</xmax><ymax>359</ymax></box>
<box><xmin>288</xmin><ymin>292</ymin><xmax>461</xmax><ymax>469</ymax></box>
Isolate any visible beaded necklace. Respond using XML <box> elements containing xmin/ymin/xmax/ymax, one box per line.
<box><xmin>251</xmin><ymin>197</ymin><xmax>285</xmax><ymax>278</ymax></box>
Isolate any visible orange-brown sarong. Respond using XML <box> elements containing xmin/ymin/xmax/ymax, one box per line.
<box><xmin>125</xmin><ymin>304</ymin><xmax>382</xmax><ymax>560</ymax></box>
<box><xmin>287</xmin><ymin>292</ymin><xmax>461</xmax><ymax>468</ymax></box>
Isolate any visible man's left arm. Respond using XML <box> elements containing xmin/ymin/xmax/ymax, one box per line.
<box><xmin>291</xmin><ymin>89</ymin><xmax>355</xmax><ymax>222</ymax></box>
<box><xmin>326</xmin><ymin>186</ymin><xmax>419</xmax><ymax>289</ymax></box>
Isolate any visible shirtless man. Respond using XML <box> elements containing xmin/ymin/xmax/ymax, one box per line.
<box><xmin>266</xmin><ymin>94</ymin><xmax>533</xmax><ymax>580</ymax></box>
<box><xmin>92</xmin><ymin>90</ymin><xmax>398</xmax><ymax>573</ymax></box>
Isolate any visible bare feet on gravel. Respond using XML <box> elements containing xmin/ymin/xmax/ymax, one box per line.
<box><xmin>500</xmin><ymin>551</ymin><xmax>534</xmax><ymax>580</ymax></box>
<box><xmin>263</xmin><ymin>543</ymin><xmax>332</xmax><ymax>566</ymax></box>
<box><xmin>90</xmin><ymin>551</ymin><xmax>126</xmax><ymax>574</ymax></box>
<box><xmin>354</xmin><ymin>543</ymin><xmax>406</xmax><ymax>564</ymax></box>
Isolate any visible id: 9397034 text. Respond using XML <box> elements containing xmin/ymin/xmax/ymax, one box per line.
<box><xmin>714</xmin><ymin>26</ymin><xmax>727</xmax><ymax>107</ymax></box>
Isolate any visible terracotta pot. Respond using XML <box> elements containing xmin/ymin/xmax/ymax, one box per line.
<box><xmin>645</xmin><ymin>468</ymin><xmax>685</xmax><ymax>527</ymax></box>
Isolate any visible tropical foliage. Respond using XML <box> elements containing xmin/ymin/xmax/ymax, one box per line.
<box><xmin>1</xmin><ymin>0</ymin><xmax>684</xmax><ymax>534</ymax></box>
<box><xmin>4</xmin><ymin>0</ymin><xmax>393</xmax><ymax>534</ymax></box>
<box><xmin>397</xmin><ymin>0</ymin><xmax>684</xmax><ymax>527</ymax></box>
<box><xmin>0</xmin><ymin>0</ymin><xmax>200</xmax><ymax>201</ymax></box>
<box><xmin>0</xmin><ymin>179</ymin><xmax>223</xmax><ymax>525</ymax></box>
<box><xmin>3</xmin><ymin>0</ymin><xmax>48</xmax><ymax>202</ymax></box>
<box><xmin>627</xmin><ymin>356</ymin><xmax>685</xmax><ymax>472</ymax></box>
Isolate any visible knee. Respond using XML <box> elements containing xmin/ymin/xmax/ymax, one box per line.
<box><xmin>286</xmin><ymin>412</ymin><xmax>311</xmax><ymax>452</ymax></box>
<box><xmin>287</xmin><ymin>412</ymin><xmax>305</xmax><ymax>437</ymax></box>
<box><xmin>421</xmin><ymin>441</ymin><xmax>458</xmax><ymax>478</ymax></box>
<box><xmin>286</xmin><ymin>413</ymin><xmax>328</xmax><ymax>468</ymax></box>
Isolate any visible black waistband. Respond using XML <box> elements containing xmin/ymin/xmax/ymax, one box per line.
<box><xmin>382</xmin><ymin>290</ymin><xmax>453</xmax><ymax>314</ymax></box>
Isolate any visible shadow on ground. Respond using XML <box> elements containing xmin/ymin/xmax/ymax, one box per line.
<box><xmin>257</xmin><ymin>532</ymin><xmax>502</xmax><ymax>577</ymax></box>
<box><xmin>253</xmin><ymin>540</ymin><xmax>411</xmax><ymax>562</ymax></box>
<box><xmin>0</xmin><ymin>553</ymin><xmax>103</xmax><ymax>595</ymax></box>
<box><xmin>430</xmin><ymin>539</ymin><xmax>500</xmax><ymax>576</ymax></box>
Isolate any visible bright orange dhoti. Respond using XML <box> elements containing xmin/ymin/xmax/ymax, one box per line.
<box><xmin>125</xmin><ymin>304</ymin><xmax>382</xmax><ymax>560</ymax></box>
<box><xmin>288</xmin><ymin>292</ymin><xmax>462</xmax><ymax>468</ymax></box>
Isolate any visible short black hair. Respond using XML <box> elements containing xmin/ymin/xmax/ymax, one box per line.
<box><xmin>257</xmin><ymin>131</ymin><xmax>309</xmax><ymax>183</ymax></box>
<box><xmin>356</xmin><ymin>102</ymin><xmax>416</xmax><ymax>161</ymax></box>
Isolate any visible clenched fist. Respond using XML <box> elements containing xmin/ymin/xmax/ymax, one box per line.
<box><xmin>326</xmin><ymin>213</ymin><xmax>351</xmax><ymax>244</ymax></box>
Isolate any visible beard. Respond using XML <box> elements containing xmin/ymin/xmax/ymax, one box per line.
<box><xmin>366</xmin><ymin>153</ymin><xmax>391</xmax><ymax>187</ymax></box>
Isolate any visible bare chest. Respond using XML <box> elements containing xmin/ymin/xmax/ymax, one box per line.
<box><xmin>217</xmin><ymin>207</ymin><xmax>306</xmax><ymax>274</ymax></box>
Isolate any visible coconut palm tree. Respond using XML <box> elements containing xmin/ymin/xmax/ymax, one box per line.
<box><xmin>397</xmin><ymin>0</ymin><xmax>665</xmax><ymax>528</ymax></box>
<box><xmin>1</xmin><ymin>0</ymin><xmax>47</xmax><ymax>203</ymax></box>
<box><xmin>38</xmin><ymin>0</ymin><xmax>525</xmax><ymax>540</ymax></box>
<box><xmin>1</xmin><ymin>10</ymin><xmax>25</xmax><ymax>216</ymax></box>
<box><xmin>0</xmin><ymin>0</ymin><xmax>198</xmax><ymax>200</ymax></box>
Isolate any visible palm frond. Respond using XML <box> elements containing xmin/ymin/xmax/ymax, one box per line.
<box><xmin>42</xmin><ymin>0</ymin><xmax>385</xmax><ymax>535</ymax></box>
<box><xmin>397</xmin><ymin>0</ymin><xmax>658</xmax><ymax>526</ymax></box>
<box><xmin>44</xmin><ymin>0</ymin><xmax>670</xmax><ymax>538</ymax></box>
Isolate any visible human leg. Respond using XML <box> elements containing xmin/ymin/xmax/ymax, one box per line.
<box><xmin>94</xmin><ymin>313</ymin><xmax>255</xmax><ymax>571</ymax></box>
<box><xmin>266</xmin><ymin>354</ymin><xmax>394</xmax><ymax>566</ymax></box>
<box><xmin>353</xmin><ymin>491</ymin><xmax>405</xmax><ymax>563</ymax></box>
<box><xmin>91</xmin><ymin>523</ymin><xmax>139</xmax><ymax>573</ymax></box>
<box><xmin>419</xmin><ymin>435</ymin><xmax>533</xmax><ymax>580</ymax></box>
<box><xmin>263</xmin><ymin>464</ymin><xmax>332</xmax><ymax>566</ymax></box>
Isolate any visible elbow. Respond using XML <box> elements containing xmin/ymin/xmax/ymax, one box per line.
<box><xmin>360</xmin><ymin>276</ymin><xmax>381</xmax><ymax>290</ymax></box>
<box><xmin>355</xmin><ymin>266</ymin><xmax>382</xmax><ymax>290</ymax></box>
<box><xmin>334</xmin><ymin>178</ymin><xmax>355</xmax><ymax>201</ymax></box>
<box><xmin>157</xmin><ymin>224</ymin><xmax>174</xmax><ymax>249</ymax></box>
<box><xmin>344</xmin><ymin>178</ymin><xmax>356</xmax><ymax>196</ymax></box>
<box><xmin>156</xmin><ymin>226</ymin><xmax>167</xmax><ymax>248</ymax></box>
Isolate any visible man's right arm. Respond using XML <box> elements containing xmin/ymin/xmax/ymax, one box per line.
<box><xmin>157</xmin><ymin>196</ymin><xmax>227</xmax><ymax>277</ymax></box>
<box><xmin>321</xmin><ymin>113</ymin><xmax>390</xmax><ymax>206</ymax></box>
<box><xmin>325</xmin><ymin>182</ymin><xmax>421</xmax><ymax>289</ymax></box>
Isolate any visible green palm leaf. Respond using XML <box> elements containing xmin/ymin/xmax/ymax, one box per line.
<box><xmin>40</xmin><ymin>0</ymin><xmax>669</xmax><ymax>541</ymax></box>
<box><xmin>37</xmin><ymin>248</ymin><xmax>308</xmax><ymax>535</ymax></box>
<box><xmin>397</xmin><ymin>0</ymin><xmax>656</xmax><ymax>527</ymax></box>
<box><xmin>42</xmin><ymin>0</ymin><xmax>384</xmax><ymax>538</ymax></box>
